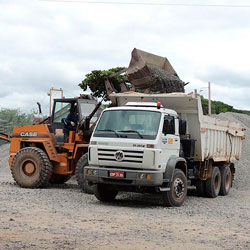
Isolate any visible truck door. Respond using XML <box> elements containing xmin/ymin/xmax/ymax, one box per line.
<box><xmin>161</xmin><ymin>115</ymin><xmax>180</xmax><ymax>160</ymax></box>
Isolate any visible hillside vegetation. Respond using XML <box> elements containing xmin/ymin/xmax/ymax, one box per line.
<box><xmin>0</xmin><ymin>109</ymin><xmax>31</xmax><ymax>145</ymax></box>
<box><xmin>201</xmin><ymin>96</ymin><xmax>250</xmax><ymax>115</ymax></box>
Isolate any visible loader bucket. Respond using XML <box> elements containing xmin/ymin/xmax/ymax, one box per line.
<box><xmin>127</xmin><ymin>48</ymin><xmax>185</xmax><ymax>93</ymax></box>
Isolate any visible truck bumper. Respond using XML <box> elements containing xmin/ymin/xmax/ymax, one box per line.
<box><xmin>84</xmin><ymin>166</ymin><xmax>164</xmax><ymax>186</ymax></box>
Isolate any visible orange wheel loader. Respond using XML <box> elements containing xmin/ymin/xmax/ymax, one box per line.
<box><xmin>1</xmin><ymin>95</ymin><xmax>101</xmax><ymax>193</ymax></box>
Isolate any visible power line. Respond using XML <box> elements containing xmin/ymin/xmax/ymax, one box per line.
<box><xmin>40</xmin><ymin>0</ymin><xmax>250</xmax><ymax>8</ymax></box>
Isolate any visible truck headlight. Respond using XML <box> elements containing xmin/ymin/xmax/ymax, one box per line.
<box><xmin>139</xmin><ymin>173</ymin><xmax>146</xmax><ymax>179</ymax></box>
<box><xmin>86</xmin><ymin>169</ymin><xmax>98</xmax><ymax>175</ymax></box>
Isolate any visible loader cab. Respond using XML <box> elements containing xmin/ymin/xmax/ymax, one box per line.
<box><xmin>51</xmin><ymin>97</ymin><xmax>98</xmax><ymax>144</ymax></box>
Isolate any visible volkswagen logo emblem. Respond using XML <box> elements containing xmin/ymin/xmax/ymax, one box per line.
<box><xmin>114</xmin><ymin>151</ymin><xmax>124</xmax><ymax>162</ymax></box>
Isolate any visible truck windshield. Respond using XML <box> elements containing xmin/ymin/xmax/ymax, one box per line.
<box><xmin>94</xmin><ymin>110</ymin><xmax>161</xmax><ymax>140</ymax></box>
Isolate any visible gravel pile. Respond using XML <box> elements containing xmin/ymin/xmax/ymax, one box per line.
<box><xmin>0</xmin><ymin>144</ymin><xmax>9</xmax><ymax>168</ymax></box>
<box><xmin>147</xmin><ymin>66</ymin><xmax>185</xmax><ymax>93</ymax></box>
<box><xmin>214</xmin><ymin>112</ymin><xmax>250</xmax><ymax>191</ymax></box>
<box><xmin>128</xmin><ymin>66</ymin><xmax>185</xmax><ymax>93</ymax></box>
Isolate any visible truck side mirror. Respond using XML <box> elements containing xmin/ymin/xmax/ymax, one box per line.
<box><xmin>163</xmin><ymin>116</ymin><xmax>175</xmax><ymax>135</ymax></box>
<box><xmin>179</xmin><ymin>119</ymin><xmax>187</xmax><ymax>135</ymax></box>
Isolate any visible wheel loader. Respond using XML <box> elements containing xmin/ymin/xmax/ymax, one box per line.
<box><xmin>0</xmin><ymin>94</ymin><xmax>101</xmax><ymax>193</ymax></box>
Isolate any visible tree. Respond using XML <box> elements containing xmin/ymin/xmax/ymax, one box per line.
<box><xmin>0</xmin><ymin>109</ymin><xmax>32</xmax><ymax>145</ymax></box>
<box><xmin>79</xmin><ymin>67</ymin><xmax>127</xmax><ymax>100</ymax></box>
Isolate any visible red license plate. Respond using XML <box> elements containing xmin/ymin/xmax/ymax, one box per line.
<box><xmin>109</xmin><ymin>171</ymin><xmax>124</xmax><ymax>178</ymax></box>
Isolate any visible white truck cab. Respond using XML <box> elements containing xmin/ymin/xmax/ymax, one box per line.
<box><xmin>85</xmin><ymin>92</ymin><xmax>244</xmax><ymax>207</ymax></box>
<box><xmin>85</xmin><ymin>102</ymin><xmax>188</xmax><ymax>206</ymax></box>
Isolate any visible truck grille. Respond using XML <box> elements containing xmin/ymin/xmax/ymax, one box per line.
<box><xmin>98</xmin><ymin>148</ymin><xmax>143</xmax><ymax>163</ymax></box>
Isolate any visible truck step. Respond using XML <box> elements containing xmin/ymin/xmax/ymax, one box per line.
<box><xmin>159</xmin><ymin>187</ymin><xmax>170</xmax><ymax>192</ymax></box>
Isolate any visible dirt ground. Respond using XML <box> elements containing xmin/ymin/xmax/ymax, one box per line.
<box><xmin>1</xmin><ymin>141</ymin><xmax>250</xmax><ymax>250</ymax></box>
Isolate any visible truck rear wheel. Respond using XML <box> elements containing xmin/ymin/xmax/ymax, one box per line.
<box><xmin>75</xmin><ymin>153</ymin><xmax>93</xmax><ymax>194</ymax></box>
<box><xmin>11</xmin><ymin>147</ymin><xmax>53</xmax><ymax>188</ymax></box>
<box><xmin>206</xmin><ymin>166</ymin><xmax>221</xmax><ymax>198</ymax></box>
<box><xmin>162</xmin><ymin>169</ymin><xmax>187</xmax><ymax>207</ymax></box>
<box><xmin>219</xmin><ymin>166</ymin><xmax>232</xmax><ymax>196</ymax></box>
<box><xmin>94</xmin><ymin>184</ymin><xmax>118</xmax><ymax>202</ymax></box>
<box><xmin>49</xmin><ymin>174</ymin><xmax>71</xmax><ymax>184</ymax></box>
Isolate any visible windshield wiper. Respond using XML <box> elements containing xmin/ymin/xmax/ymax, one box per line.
<box><xmin>118</xmin><ymin>130</ymin><xmax>143</xmax><ymax>139</ymax></box>
<box><xmin>96</xmin><ymin>129</ymin><xmax>120</xmax><ymax>138</ymax></box>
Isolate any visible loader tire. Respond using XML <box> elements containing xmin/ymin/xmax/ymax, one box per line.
<box><xmin>49</xmin><ymin>174</ymin><xmax>71</xmax><ymax>184</ymax></box>
<box><xmin>11</xmin><ymin>147</ymin><xmax>53</xmax><ymax>188</ymax></box>
<box><xmin>94</xmin><ymin>184</ymin><xmax>118</xmax><ymax>202</ymax></box>
<box><xmin>76</xmin><ymin>153</ymin><xmax>93</xmax><ymax>194</ymax></box>
<box><xmin>162</xmin><ymin>169</ymin><xmax>187</xmax><ymax>207</ymax></box>
<box><xmin>219</xmin><ymin>166</ymin><xmax>232</xmax><ymax>196</ymax></box>
<box><xmin>196</xmin><ymin>179</ymin><xmax>206</xmax><ymax>197</ymax></box>
<box><xmin>206</xmin><ymin>166</ymin><xmax>221</xmax><ymax>198</ymax></box>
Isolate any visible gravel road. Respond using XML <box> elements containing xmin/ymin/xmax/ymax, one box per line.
<box><xmin>0</xmin><ymin>112</ymin><xmax>250</xmax><ymax>249</ymax></box>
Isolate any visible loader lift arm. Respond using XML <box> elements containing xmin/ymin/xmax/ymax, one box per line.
<box><xmin>0</xmin><ymin>132</ymin><xmax>12</xmax><ymax>142</ymax></box>
<box><xmin>78</xmin><ymin>96</ymin><xmax>105</xmax><ymax>132</ymax></box>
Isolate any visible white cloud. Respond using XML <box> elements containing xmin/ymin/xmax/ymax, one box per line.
<box><xmin>0</xmin><ymin>0</ymin><xmax>250</xmax><ymax>112</ymax></box>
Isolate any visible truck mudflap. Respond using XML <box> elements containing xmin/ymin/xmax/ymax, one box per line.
<box><xmin>84</xmin><ymin>166</ymin><xmax>164</xmax><ymax>186</ymax></box>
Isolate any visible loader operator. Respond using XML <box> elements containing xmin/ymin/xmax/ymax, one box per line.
<box><xmin>65</xmin><ymin>105</ymin><xmax>79</xmax><ymax>131</ymax></box>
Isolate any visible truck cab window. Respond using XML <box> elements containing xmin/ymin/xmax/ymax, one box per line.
<box><xmin>163</xmin><ymin>115</ymin><xmax>175</xmax><ymax>135</ymax></box>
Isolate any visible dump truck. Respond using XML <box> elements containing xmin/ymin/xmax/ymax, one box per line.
<box><xmin>1</xmin><ymin>95</ymin><xmax>101</xmax><ymax>193</ymax></box>
<box><xmin>84</xmin><ymin>91</ymin><xmax>245</xmax><ymax>207</ymax></box>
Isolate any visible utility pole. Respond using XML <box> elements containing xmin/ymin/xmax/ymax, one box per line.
<box><xmin>48</xmin><ymin>87</ymin><xmax>64</xmax><ymax>116</ymax></box>
<box><xmin>208</xmin><ymin>82</ymin><xmax>211</xmax><ymax>115</ymax></box>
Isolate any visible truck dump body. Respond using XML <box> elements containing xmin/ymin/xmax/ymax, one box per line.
<box><xmin>109</xmin><ymin>92</ymin><xmax>244</xmax><ymax>162</ymax></box>
<box><xmin>201</xmin><ymin>116</ymin><xmax>243</xmax><ymax>161</ymax></box>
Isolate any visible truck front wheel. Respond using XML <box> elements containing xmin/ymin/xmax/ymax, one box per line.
<box><xmin>206</xmin><ymin>166</ymin><xmax>221</xmax><ymax>198</ymax></box>
<box><xmin>219</xmin><ymin>166</ymin><xmax>232</xmax><ymax>196</ymax></box>
<box><xmin>94</xmin><ymin>184</ymin><xmax>118</xmax><ymax>202</ymax></box>
<box><xmin>162</xmin><ymin>169</ymin><xmax>187</xmax><ymax>207</ymax></box>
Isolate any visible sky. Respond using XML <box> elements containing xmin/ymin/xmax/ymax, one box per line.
<box><xmin>0</xmin><ymin>0</ymin><xmax>250</xmax><ymax>114</ymax></box>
